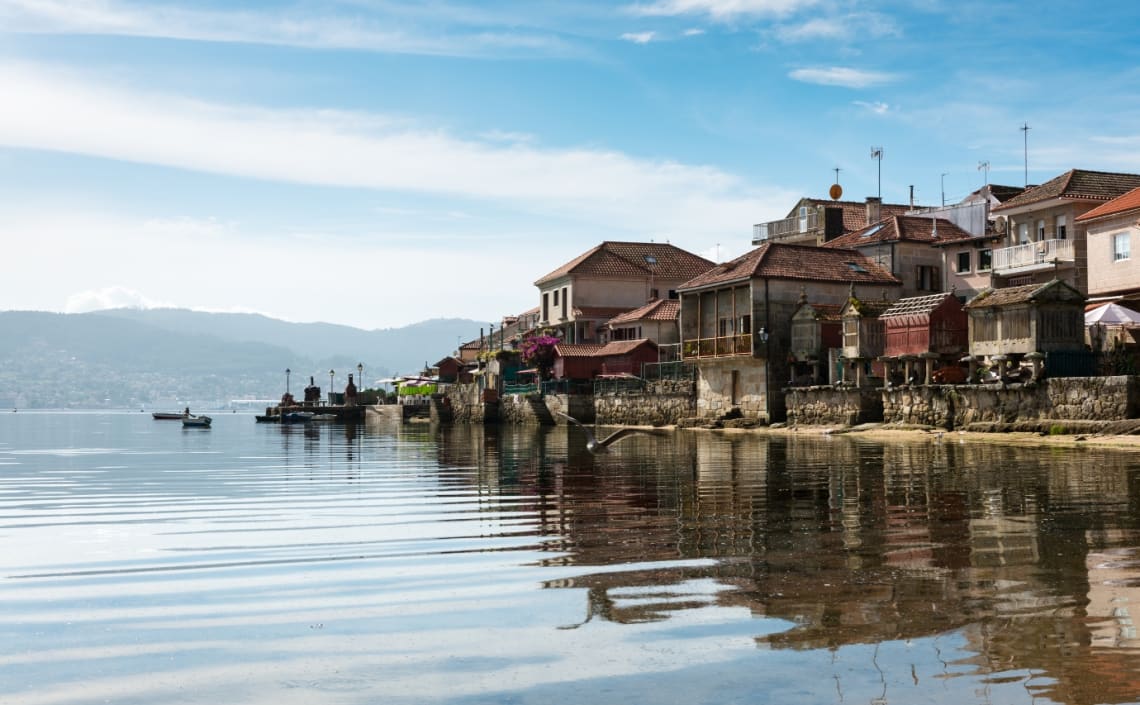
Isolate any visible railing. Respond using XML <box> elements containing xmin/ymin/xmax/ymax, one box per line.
<box><xmin>502</xmin><ymin>382</ymin><xmax>538</xmax><ymax>395</ymax></box>
<box><xmin>752</xmin><ymin>211</ymin><xmax>820</xmax><ymax>244</ymax></box>
<box><xmin>681</xmin><ymin>334</ymin><xmax>753</xmax><ymax>359</ymax></box>
<box><xmin>642</xmin><ymin>361</ymin><xmax>695</xmax><ymax>381</ymax></box>
<box><xmin>992</xmin><ymin>238</ymin><xmax>1074</xmax><ymax>273</ymax></box>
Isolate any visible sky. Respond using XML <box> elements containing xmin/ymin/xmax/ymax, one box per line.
<box><xmin>2</xmin><ymin>0</ymin><xmax>1140</xmax><ymax>330</ymax></box>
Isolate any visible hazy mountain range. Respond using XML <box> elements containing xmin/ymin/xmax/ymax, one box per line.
<box><xmin>0</xmin><ymin>309</ymin><xmax>480</xmax><ymax>409</ymax></box>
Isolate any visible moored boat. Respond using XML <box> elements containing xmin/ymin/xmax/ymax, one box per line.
<box><xmin>182</xmin><ymin>415</ymin><xmax>212</xmax><ymax>428</ymax></box>
<box><xmin>152</xmin><ymin>412</ymin><xmax>186</xmax><ymax>420</ymax></box>
<box><xmin>279</xmin><ymin>411</ymin><xmax>315</xmax><ymax>424</ymax></box>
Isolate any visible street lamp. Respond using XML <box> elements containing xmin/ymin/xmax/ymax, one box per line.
<box><xmin>285</xmin><ymin>368</ymin><xmax>291</xmax><ymax>395</ymax></box>
<box><xmin>329</xmin><ymin>369</ymin><xmax>335</xmax><ymax>405</ymax></box>
<box><xmin>357</xmin><ymin>363</ymin><xmax>363</xmax><ymax>389</ymax></box>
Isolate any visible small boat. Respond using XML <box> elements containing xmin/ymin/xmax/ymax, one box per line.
<box><xmin>152</xmin><ymin>412</ymin><xmax>186</xmax><ymax>420</ymax></box>
<box><xmin>182</xmin><ymin>415</ymin><xmax>212</xmax><ymax>428</ymax></box>
<box><xmin>254</xmin><ymin>414</ymin><xmax>280</xmax><ymax>423</ymax></box>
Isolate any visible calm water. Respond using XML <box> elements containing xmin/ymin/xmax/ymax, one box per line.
<box><xmin>3</xmin><ymin>413</ymin><xmax>1140</xmax><ymax>705</ymax></box>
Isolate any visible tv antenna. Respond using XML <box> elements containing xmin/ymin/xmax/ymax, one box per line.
<box><xmin>978</xmin><ymin>160</ymin><xmax>990</xmax><ymax>186</ymax></box>
<box><xmin>1020</xmin><ymin>122</ymin><xmax>1030</xmax><ymax>186</ymax></box>
<box><xmin>870</xmin><ymin>147</ymin><xmax>883</xmax><ymax>198</ymax></box>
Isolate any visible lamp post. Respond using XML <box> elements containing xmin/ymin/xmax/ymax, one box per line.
<box><xmin>285</xmin><ymin>367</ymin><xmax>291</xmax><ymax>395</ymax></box>
<box><xmin>357</xmin><ymin>363</ymin><xmax>363</xmax><ymax>391</ymax></box>
<box><xmin>329</xmin><ymin>369</ymin><xmax>335</xmax><ymax>405</ymax></box>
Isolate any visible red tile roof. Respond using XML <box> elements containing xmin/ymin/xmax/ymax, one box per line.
<box><xmin>598</xmin><ymin>339</ymin><xmax>657</xmax><ymax>355</ymax></box>
<box><xmin>535</xmin><ymin>241</ymin><xmax>715</xmax><ymax>286</ymax></box>
<box><xmin>1075</xmin><ymin>186</ymin><xmax>1140</xmax><ymax>222</ymax></box>
<box><xmin>554</xmin><ymin>343</ymin><xmax>605</xmax><ymax>358</ymax></box>
<box><xmin>993</xmin><ymin>169</ymin><xmax>1140</xmax><ymax>212</ymax></box>
<box><xmin>822</xmin><ymin>215</ymin><xmax>972</xmax><ymax>249</ymax></box>
<box><xmin>604</xmin><ymin>298</ymin><xmax>679</xmax><ymax>326</ymax></box>
<box><xmin>677</xmin><ymin>242</ymin><xmax>899</xmax><ymax>291</ymax></box>
<box><xmin>554</xmin><ymin>340</ymin><xmax>656</xmax><ymax>358</ymax></box>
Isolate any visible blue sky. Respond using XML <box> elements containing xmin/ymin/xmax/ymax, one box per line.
<box><xmin>2</xmin><ymin>0</ymin><xmax>1139</xmax><ymax>329</ymax></box>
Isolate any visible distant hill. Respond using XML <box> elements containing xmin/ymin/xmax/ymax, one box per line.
<box><xmin>0</xmin><ymin>309</ymin><xmax>481</xmax><ymax>409</ymax></box>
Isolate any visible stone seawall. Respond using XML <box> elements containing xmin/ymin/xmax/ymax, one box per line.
<box><xmin>785</xmin><ymin>386</ymin><xmax>883</xmax><ymax>426</ymax></box>
<box><xmin>881</xmin><ymin>376</ymin><xmax>1140</xmax><ymax>428</ymax></box>
<box><xmin>595</xmin><ymin>379</ymin><xmax>696</xmax><ymax>426</ymax></box>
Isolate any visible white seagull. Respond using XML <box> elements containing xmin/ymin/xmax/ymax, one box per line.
<box><xmin>554</xmin><ymin>411</ymin><xmax>666</xmax><ymax>453</ymax></box>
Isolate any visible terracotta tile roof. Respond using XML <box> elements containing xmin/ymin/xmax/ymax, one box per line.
<box><xmin>604</xmin><ymin>298</ymin><xmax>679</xmax><ymax>326</ymax></box>
<box><xmin>677</xmin><ymin>242</ymin><xmax>899</xmax><ymax>291</ymax></box>
<box><xmin>795</xmin><ymin>198</ymin><xmax>914</xmax><ymax>232</ymax></box>
<box><xmin>993</xmin><ymin>169</ymin><xmax>1140</xmax><ymax>212</ymax></box>
<box><xmin>1075</xmin><ymin>186</ymin><xmax>1140</xmax><ymax>222</ymax></box>
<box><xmin>822</xmin><ymin>215</ymin><xmax>973</xmax><ymax>249</ymax></box>
<box><xmin>881</xmin><ymin>292</ymin><xmax>957</xmax><ymax>319</ymax></box>
<box><xmin>844</xmin><ymin>298</ymin><xmax>895</xmax><ymax>317</ymax></box>
<box><xmin>598</xmin><ymin>339</ymin><xmax>657</xmax><ymax>355</ymax></box>
<box><xmin>534</xmin><ymin>241</ymin><xmax>715</xmax><ymax>286</ymax></box>
<box><xmin>554</xmin><ymin>343</ymin><xmax>605</xmax><ymax>358</ymax></box>
<box><xmin>965</xmin><ymin>280</ymin><xmax>1085</xmax><ymax>309</ymax></box>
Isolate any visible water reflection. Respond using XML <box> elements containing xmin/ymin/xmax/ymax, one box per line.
<box><xmin>438</xmin><ymin>424</ymin><xmax>1140</xmax><ymax>704</ymax></box>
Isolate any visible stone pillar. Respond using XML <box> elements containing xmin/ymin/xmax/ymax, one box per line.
<box><xmin>921</xmin><ymin>352</ymin><xmax>938</xmax><ymax>385</ymax></box>
<box><xmin>1026</xmin><ymin>351</ymin><xmax>1046</xmax><ymax>381</ymax></box>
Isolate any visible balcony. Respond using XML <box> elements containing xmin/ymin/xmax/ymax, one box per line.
<box><xmin>682</xmin><ymin>334</ymin><xmax>753</xmax><ymax>359</ymax></box>
<box><xmin>992</xmin><ymin>238</ymin><xmax>1075</xmax><ymax>274</ymax></box>
<box><xmin>752</xmin><ymin>211</ymin><xmax>820</xmax><ymax>245</ymax></box>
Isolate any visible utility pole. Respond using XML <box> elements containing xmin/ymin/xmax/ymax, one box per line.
<box><xmin>870</xmin><ymin>147</ymin><xmax>883</xmax><ymax>198</ymax></box>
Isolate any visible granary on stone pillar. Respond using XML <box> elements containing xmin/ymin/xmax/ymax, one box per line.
<box><xmin>964</xmin><ymin>278</ymin><xmax>1089</xmax><ymax>380</ymax></box>
<box><xmin>879</xmin><ymin>291</ymin><xmax>969</xmax><ymax>385</ymax></box>
<box><xmin>838</xmin><ymin>287</ymin><xmax>893</xmax><ymax>386</ymax></box>
<box><xmin>789</xmin><ymin>290</ymin><xmax>843</xmax><ymax>386</ymax></box>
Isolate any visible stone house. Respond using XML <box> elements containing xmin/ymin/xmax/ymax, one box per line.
<box><xmin>752</xmin><ymin>196</ymin><xmax>913</xmax><ymax>246</ymax></box>
<box><xmin>675</xmin><ymin>242</ymin><xmax>900</xmax><ymax>422</ymax></box>
<box><xmin>964</xmin><ymin>279</ymin><xmax>1088</xmax><ymax>378</ymax></box>
<box><xmin>822</xmin><ymin>215</ymin><xmax>973</xmax><ymax>297</ymax></box>
<box><xmin>534</xmin><ymin>241</ymin><xmax>714</xmax><ymax>344</ymax></box>
<box><xmin>1075</xmin><ymin>186</ymin><xmax>1140</xmax><ymax>306</ymax></box>
<box><xmin>990</xmin><ymin>169</ymin><xmax>1140</xmax><ymax>293</ymax></box>
<box><xmin>932</xmin><ymin>232</ymin><xmax>1002</xmax><ymax>302</ymax></box>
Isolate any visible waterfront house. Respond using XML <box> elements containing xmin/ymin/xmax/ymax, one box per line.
<box><xmin>879</xmin><ymin>292</ymin><xmax>969</xmax><ymax>385</ymax></box>
<box><xmin>675</xmin><ymin>242</ymin><xmax>900</xmax><ymax>421</ymax></box>
<box><xmin>752</xmin><ymin>196</ymin><xmax>913</xmax><ymax>247</ymax></box>
<box><xmin>600</xmin><ymin>298</ymin><xmax>680</xmax><ymax>361</ymax></box>
<box><xmin>1075</xmin><ymin>186</ymin><xmax>1140</xmax><ymax>307</ymax></box>
<box><xmin>990</xmin><ymin>169</ymin><xmax>1140</xmax><ymax>293</ymax></box>
<box><xmin>788</xmin><ymin>296</ymin><xmax>842</xmax><ymax>386</ymax></box>
<box><xmin>534</xmin><ymin>242</ymin><xmax>714</xmax><ymax>345</ymax></box>
<box><xmin>822</xmin><ymin>215</ymin><xmax>973</xmax><ymax>297</ymax></box>
<box><xmin>964</xmin><ymin>279</ymin><xmax>1089</xmax><ymax>379</ymax></box>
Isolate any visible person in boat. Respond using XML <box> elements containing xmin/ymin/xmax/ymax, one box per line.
<box><xmin>183</xmin><ymin>407</ymin><xmax>191</xmax><ymax>417</ymax></box>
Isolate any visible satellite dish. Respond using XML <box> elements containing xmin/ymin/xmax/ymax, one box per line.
<box><xmin>829</xmin><ymin>183</ymin><xmax>843</xmax><ymax>200</ymax></box>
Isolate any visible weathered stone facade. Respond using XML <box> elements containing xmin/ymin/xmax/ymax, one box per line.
<box><xmin>696</xmin><ymin>359</ymin><xmax>769</xmax><ymax>421</ymax></box>
<box><xmin>785</xmin><ymin>386</ymin><xmax>884</xmax><ymax>426</ymax></box>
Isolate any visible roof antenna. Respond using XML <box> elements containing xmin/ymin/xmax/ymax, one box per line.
<box><xmin>1020</xmin><ymin>122</ymin><xmax>1031</xmax><ymax>187</ymax></box>
<box><xmin>978</xmin><ymin>160</ymin><xmax>990</xmax><ymax>186</ymax></box>
<box><xmin>870</xmin><ymin>147</ymin><xmax>883</xmax><ymax>198</ymax></box>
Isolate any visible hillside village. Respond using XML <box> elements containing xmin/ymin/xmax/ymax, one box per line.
<box><xmin>408</xmin><ymin>167</ymin><xmax>1140</xmax><ymax>430</ymax></box>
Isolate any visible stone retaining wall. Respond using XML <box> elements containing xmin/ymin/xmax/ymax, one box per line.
<box><xmin>595</xmin><ymin>379</ymin><xmax>696</xmax><ymax>425</ymax></box>
<box><xmin>785</xmin><ymin>386</ymin><xmax>883</xmax><ymax>426</ymax></box>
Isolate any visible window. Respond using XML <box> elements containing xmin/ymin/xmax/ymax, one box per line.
<box><xmin>1018</xmin><ymin>222</ymin><xmax>1029</xmax><ymax>245</ymax></box>
<box><xmin>542</xmin><ymin>293</ymin><xmax>549</xmax><ymax>322</ymax></box>
<box><xmin>718</xmin><ymin>317</ymin><xmax>734</xmax><ymax>337</ymax></box>
<box><xmin>1114</xmin><ymin>233</ymin><xmax>1131</xmax><ymax>261</ymax></box>
<box><xmin>739</xmin><ymin>314</ymin><xmax>752</xmax><ymax>334</ymax></box>
<box><xmin>552</xmin><ymin>290</ymin><xmax>559</xmax><ymax>306</ymax></box>
<box><xmin>978</xmin><ymin>249</ymin><xmax>992</xmax><ymax>272</ymax></box>
<box><xmin>799</xmin><ymin>206</ymin><xmax>810</xmax><ymax>233</ymax></box>
<box><xmin>916</xmin><ymin>265</ymin><xmax>940</xmax><ymax>291</ymax></box>
<box><xmin>1055</xmin><ymin>214</ymin><xmax>1067</xmax><ymax>240</ymax></box>
<box><xmin>1036</xmin><ymin>219</ymin><xmax>1045</xmax><ymax>240</ymax></box>
<box><xmin>956</xmin><ymin>251</ymin><xmax>971</xmax><ymax>273</ymax></box>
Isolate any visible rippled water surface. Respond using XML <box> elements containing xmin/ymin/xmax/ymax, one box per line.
<box><xmin>4</xmin><ymin>412</ymin><xmax>1140</xmax><ymax>704</ymax></box>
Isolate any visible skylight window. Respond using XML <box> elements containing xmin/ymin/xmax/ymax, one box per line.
<box><xmin>860</xmin><ymin>224</ymin><xmax>884</xmax><ymax>238</ymax></box>
<box><xmin>846</xmin><ymin>262</ymin><xmax>868</xmax><ymax>273</ymax></box>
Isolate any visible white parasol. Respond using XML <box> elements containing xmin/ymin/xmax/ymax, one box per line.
<box><xmin>1085</xmin><ymin>302</ymin><xmax>1140</xmax><ymax>326</ymax></box>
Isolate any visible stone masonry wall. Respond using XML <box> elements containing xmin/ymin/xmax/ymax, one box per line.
<box><xmin>785</xmin><ymin>386</ymin><xmax>883</xmax><ymax>426</ymax></box>
<box><xmin>595</xmin><ymin>379</ymin><xmax>696</xmax><ymax>425</ymax></box>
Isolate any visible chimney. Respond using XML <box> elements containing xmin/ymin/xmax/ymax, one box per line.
<box><xmin>865</xmin><ymin>196</ymin><xmax>882</xmax><ymax>226</ymax></box>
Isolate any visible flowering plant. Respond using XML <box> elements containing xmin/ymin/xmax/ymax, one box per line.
<box><xmin>520</xmin><ymin>334</ymin><xmax>560</xmax><ymax>379</ymax></box>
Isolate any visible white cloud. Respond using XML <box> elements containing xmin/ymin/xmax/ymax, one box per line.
<box><xmin>854</xmin><ymin>100</ymin><xmax>891</xmax><ymax>115</ymax></box>
<box><xmin>683</xmin><ymin>27</ymin><xmax>706</xmax><ymax>36</ymax></box>
<box><xmin>0</xmin><ymin>61</ymin><xmax>780</xmax><ymax>238</ymax></box>
<box><xmin>775</xmin><ymin>13</ymin><xmax>899</xmax><ymax>42</ymax></box>
<box><xmin>628</xmin><ymin>0</ymin><xmax>820</xmax><ymax>20</ymax></box>
<box><xmin>788</xmin><ymin>66</ymin><xmax>897</xmax><ymax>88</ymax></box>
<box><xmin>64</xmin><ymin>286</ymin><xmax>175</xmax><ymax>313</ymax></box>
<box><xmin>0</xmin><ymin>0</ymin><xmax>572</xmax><ymax>58</ymax></box>
<box><xmin>621</xmin><ymin>31</ymin><xmax>657</xmax><ymax>44</ymax></box>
